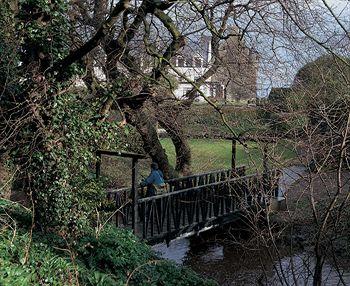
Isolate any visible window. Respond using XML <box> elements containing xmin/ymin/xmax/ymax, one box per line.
<box><xmin>177</xmin><ymin>56</ymin><xmax>185</xmax><ymax>67</ymax></box>
<box><xmin>184</xmin><ymin>57</ymin><xmax>192</xmax><ymax>67</ymax></box>
<box><xmin>210</xmin><ymin>83</ymin><xmax>225</xmax><ymax>98</ymax></box>
<box><xmin>183</xmin><ymin>87</ymin><xmax>193</xmax><ymax>97</ymax></box>
<box><xmin>194</xmin><ymin>57</ymin><xmax>202</xmax><ymax>67</ymax></box>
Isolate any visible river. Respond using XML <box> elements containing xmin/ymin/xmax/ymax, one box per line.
<box><xmin>153</xmin><ymin>235</ymin><xmax>350</xmax><ymax>285</ymax></box>
<box><xmin>153</xmin><ymin>166</ymin><xmax>350</xmax><ymax>285</ymax></box>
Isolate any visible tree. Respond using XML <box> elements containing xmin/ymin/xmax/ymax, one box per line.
<box><xmin>0</xmin><ymin>0</ymin><xmax>257</xmax><ymax>228</ymax></box>
<box><xmin>1</xmin><ymin>0</ymin><xmax>350</xmax><ymax>284</ymax></box>
<box><xmin>0</xmin><ymin>0</ymin><xmax>130</xmax><ymax>230</ymax></box>
<box><xmin>70</xmin><ymin>0</ymin><xmax>254</xmax><ymax>177</ymax></box>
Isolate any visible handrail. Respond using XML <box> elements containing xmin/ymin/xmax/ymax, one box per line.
<box><xmin>105</xmin><ymin>168</ymin><xmax>281</xmax><ymax>243</ymax></box>
<box><xmin>107</xmin><ymin>187</ymin><xmax>130</xmax><ymax>194</ymax></box>
<box><xmin>165</xmin><ymin>166</ymin><xmax>245</xmax><ymax>183</ymax></box>
<box><xmin>106</xmin><ymin>166</ymin><xmax>246</xmax><ymax>194</ymax></box>
<box><xmin>138</xmin><ymin>170</ymin><xmax>280</xmax><ymax>203</ymax></box>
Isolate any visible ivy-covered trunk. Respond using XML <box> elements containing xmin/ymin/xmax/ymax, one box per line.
<box><xmin>0</xmin><ymin>0</ymin><xmax>121</xmax><ymax>233</ymax></box>
<box><xmin>0</xmin><ymin>0</ymin><xmax>67</xmax><ymax>230</ymax></box>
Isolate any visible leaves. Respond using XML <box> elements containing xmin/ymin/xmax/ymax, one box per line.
<box><xmin>0</xmin><ymin>203</ymin><xmax>216</xmax><ymax>286</ymax></box>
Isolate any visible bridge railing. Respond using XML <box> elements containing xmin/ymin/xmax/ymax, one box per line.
<box><xmin>165</xmin><ymin>166</ymin><xmax>246</xmax><ymax>192</ymax></box>
<box><xmin>106</xmin><ymin>168</ymin><xmax>281</xmax><ymax>242</ymax></box>
<box><xmin>138</xmin><ymin>169</ymin><xmax>280</xmax><ymax>242</ymax></box>
<box><xmin>106</xmin><ymin>167</ymin><xmax>246</xmax><ymax>227</ymax></box>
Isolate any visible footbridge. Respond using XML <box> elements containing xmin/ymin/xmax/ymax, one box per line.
<box><xmin>98</xmin><ymin>150</ymin><xmax>281</xmax><ymax>244</ymax></box>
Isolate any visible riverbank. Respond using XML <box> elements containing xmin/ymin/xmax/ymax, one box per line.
<box><xmin>273</xmin><ymin>169</ymin><xmax>350</xmax><ymax>255</ymax></box>
<box><xmin>151</xmin><ymin>167</ymin><xmax>350</xmax><ymax>285</ymax></box>
<box><xmin>153</xmin><ymin>222</ymin><xmax>350</xmax><ymax>285</ymax></box>
<box><xmin>0</xmin><ymin>199</ymin><xmax>216</xmax><ymax>286</ymax></box>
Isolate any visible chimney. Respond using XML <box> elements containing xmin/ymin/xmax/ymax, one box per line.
<box><xmin>207</xmin><ymin>39</ymin><xmax>212</xmax><ymax>63</ymax></box>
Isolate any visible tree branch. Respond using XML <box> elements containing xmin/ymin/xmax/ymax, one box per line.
<box><xmin>50</xmin><ymin>0</ymin><xmax>130</xmax><ymax>74</ymax></box>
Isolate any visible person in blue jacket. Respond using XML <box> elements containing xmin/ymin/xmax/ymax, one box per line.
<box><xmin>140</xmin><ymin>162</ymin><xmax>165</xmax><ymax>197</ymax></box>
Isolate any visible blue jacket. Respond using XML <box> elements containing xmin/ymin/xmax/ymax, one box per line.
<box><xmin>141</xmin><ymin>169</ymin><xmax>165</xmax><ymax>187</ymax></box>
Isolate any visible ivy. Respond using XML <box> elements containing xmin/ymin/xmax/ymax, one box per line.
<box><xmin>0</xmin><ymin>200</ymin><xmax>217</xmax><ymax>285</ymax></box>
<box><xmin>0</xmin><ymin>0</ymin><xmax>115</xmax><ymax>233</ymax></box>
<box><xmin>30</xmin><ymin>92</ymin><xmax>126</xmax><ymax>234</ymax></box>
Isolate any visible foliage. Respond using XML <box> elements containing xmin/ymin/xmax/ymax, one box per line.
<box><xmin>0</xmin><ymin>231</ymin><xmax>80</xmax><ymax>286</ymax></box>
<box><xmin>0</xmin><ymin>0</ymin><xmax>130</xmax><ymax>231</ymax></box>
<box><xmin>0</xmin><ymin>0</ymin><xmax>73</xmax><ymax>231</ymax></box>
<box><xmin>17</xmin><ymin>0</ymin><xmax>70</xmax><ymax>62</ymax></box>
<box><xmin>294</xmin><ymin>55</ymin><xmax>350</xmax><ymax>101</ymax></box>
<box><xmin>76</xmin><ymin>225</ymin><xmax>216</xmax><ymax>286</ymax></box>
<box><xmin>77</xmin><ymin>226</ymin><xmax>153</xmax><ymax>277</ymax></box>
<box><xmin>0</xmin><ymin>3</ymin><xmax>19</xmax><ymax>117</ymax></box>
<box><xmin>0</xmin><ymin>200</ymin><xmax>80</xmax><ymax>286</ymax></box>
<box><xmin>31</xmin><ymin>92</ymin><xmax>124</xmax><ymax>233</ymax></box>
<box><xmin>257</xmin><ymin>88</ymin><xmax>307</xmax><ymax>135</ymax></box>
<box><xmin>0</xmin><ymin>199</ymin><xmax>216</xmax><ymax>286</ymax></box>
<box><xmin>293</xmin><ymin>55</ymin><xmax>350</xmax><ymax>132</ymax></box>
<box><xmin>258</xmin><ymin>55</ymin><xmax>350</xmax><ymax>137</ymax></box>
<box><xmin>181</xmin><ymin>104</ymin><xmax>260</xmax><ymax>138</ymax></box>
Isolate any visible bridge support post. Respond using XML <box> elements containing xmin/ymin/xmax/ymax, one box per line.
<box><xmin>131</xmin><ymin>158</ymin><xmax>139</xmax><ymax>234</ymax></box>
<box><xmin>231</xmin><ymin>138</ymin><xmax>236</xmax><ymax>172</ymax></box>
<box><xmin>262</xmin><ymin>144</ymin><xmax>271</xmax><ymax>196</ymax></box>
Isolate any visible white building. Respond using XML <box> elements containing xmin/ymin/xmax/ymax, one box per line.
<box><xmin>171</xmin><ymin>34</ymin><xmax>258</xmax><ymax>102</ymax></box>
<box><xmin>171</xmin><ymin>37</ymin><xmax>225</xmax><ymax>101</ymax></box>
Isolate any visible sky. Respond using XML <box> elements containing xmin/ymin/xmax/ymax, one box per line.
<box><xmin>326</xmin><ymin>0</ymin><xmax>349</xmax><ymax>10</ymax></box>
<box><xmin>254</xmin><ymin>0</ymin><xmax>350</xmax><ymax>97</ymax></box>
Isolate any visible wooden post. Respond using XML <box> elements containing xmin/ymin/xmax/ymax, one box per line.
<box><xmin>262</xmin><ymin>144</ymin><xmax>270</xmax><ymax>193</ymax></box>
<box><xmin>131</xmin><ymin>158</ymin><xmax>139</xmax><ymax>234</ymax></box>
<box><xmin>263</xmin><ymin>144</ymin><xmax>269</xmax><ymax>176</ymax></box>
<box><xmin>231</xmin><ymin>138</ymin><xmax>236</xmax><ymax>171</ymax></box>
<box><xmin>96</xmin><ymin>151</ymin><xmax>101</xmax><ymax>178</ymax></box>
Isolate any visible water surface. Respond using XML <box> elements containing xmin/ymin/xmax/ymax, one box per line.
<box><xmin>153</xmin><ymin>237</ymin><xmax>350</xmax><ymax>285</ymax></box>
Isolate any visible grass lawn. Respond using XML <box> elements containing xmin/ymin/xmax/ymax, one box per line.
<box><xmin>100</xmin><ymin>138</ymin><xmax>296</xmax><ymax>188</ymax></box>
<box><xmin>161</xmin><ymin>138</ymin><xmax>296</xmax><ymax>174</ymax></box>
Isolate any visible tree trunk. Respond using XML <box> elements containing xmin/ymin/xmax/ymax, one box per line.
<box><xmin>125</xmin><ymin>107</ymin><xmax>175</xmax><ymax>179</ymax></box>
<box><xmin>0</xmin><ymin>152</ymin><xmax>12</xmax><ymax>199</ymax></box>
<box><xmin>313</xmin><ymin>254</ymin><xmax>323</xmax><ymax>286</ymax></box>
<box><xmin>158</xmin><ymin>118</ymin><xmax>191</xmax><ymax>176</ymax></box>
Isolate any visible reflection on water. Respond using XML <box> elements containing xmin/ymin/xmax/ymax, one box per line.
<box><xmin>153</xmin><ymin>238</ymin><xmax>190</xmax><ymax>264</ymax></box>
<box><xmin>153</xmin><ymin>238</ymin><xmax>350</xmax><ymax>285</ymax></box>
<box><xmin>153</xmin><ymin>166</ymin><xmax>350</xmax><ymax>285</ymax></box>
<box><xmin>278</xmin><ymin>165</ymin><xmax>307</xmax><ymax>199</ymax></box>
<box><xmin>199</xmin><ymin>243</ymin><xmax>223</xmax><ymax>263</ymax></box>
<box><xmin>272</xmin><ymin>253</ymin><xmax>350</xmax><ymax>286</ymax></box>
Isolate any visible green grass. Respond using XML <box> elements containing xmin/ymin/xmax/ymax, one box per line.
<box><xmin>161</xmin><ymin>138</ymin><xmax>296</xmax><ymax>174</ymax></box>
<box><xmin>100</xmin><ymin>138</ymin><xmax>296</xmax><ymax>187</ymax></box>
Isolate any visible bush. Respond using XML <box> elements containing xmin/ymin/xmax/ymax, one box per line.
<box><xmin>77</xmin><ymin>225</ymin><xmax>216</xmax><ymax>285</ymax></box>
<box><xmin>182</xmin><ymin>104</ymin><xmax>259</xmax><ymax>138</ymax></box>
<box><xmin>0</xmin><ymin>199</ymin><xmax>216</xmax><ymax>286</ymax></box>
<box><xmin>0</xmin><ymin>230</ymin><xmax>80</xmax><ymax>286</ymax></box>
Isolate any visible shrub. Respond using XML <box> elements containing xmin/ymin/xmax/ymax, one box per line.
<box><xmin>0</xmin><ymin>199</ymin><xmax>216</xmax><ymax>286</ymax></box>
<box><xmin>77</xmin><ymin>226</ymin><xmax>217</xmax><ymax>285</ymax></box>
